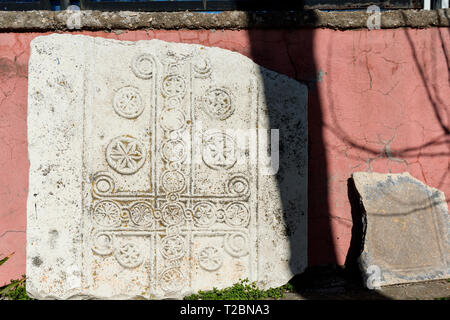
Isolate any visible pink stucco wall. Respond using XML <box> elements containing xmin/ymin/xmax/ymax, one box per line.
<box><xmin>0</xmin><ymin>28</ymin><xmax>448</xmax><ymax>286</ymax></box>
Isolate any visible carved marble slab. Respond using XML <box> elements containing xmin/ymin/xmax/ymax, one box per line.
<box><xmin>27</xmin><ymin>34</ymin><xmax>308</xmax><ymax>299</ymax></box>
<box><xmin>353</xmin><ymin>172</ymin><xmax>450</xmax><ymax>287</ymax></box>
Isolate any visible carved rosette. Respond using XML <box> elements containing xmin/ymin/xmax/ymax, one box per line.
<box><xmin>160</xmin><ymin>268</ymin><xmax>186</xmax><ymax>293</ymax></box>
<box><xmin>162</xmin><ymin>75</ymin><xmax>186</xmax><ymax>97</ymax></box>
<box><xmin>92</xmin><ymin>200</ymin><xmax>121</xmax><ymax>227</ymax></box>
<box><xmin>89</xmin><ymin>50</ymin><xmax>254</xmax><ymax>294</ymax></box>
<box><xmin>198</xmin><ymin>246</ymin><xmax>223</xmax><ymax>271</ymax></box>
<box><xmin>202</xmin><ymin>132</ymin><xmax>237</xmax><ymax>170</ymax></box>
<box><xmin>113</xmin><ymin>86</ymin><xmax>144</xmax><ymax>119</ymax></box>
<box><xmin>106</xmin><ymin>135</ymin><xmax>146</xmax><ymax>175</ymax></box>
<box><xmin>114</xmin><ymin>242</ymin><xmax>143</xmax><ymax>268</ymax></box>
<box><xmin>160</xmin><ymin>235</ymin><xmax>186</xmax><ymax>260</ymax></box>
<box><xmin>225</xmin><ymin>202</ymin><xmax>250</xmax><ymax>227</ymax></box>
<box><xmin>200</xmin><ymin>87</ymin><xmax>234</xmax><ymax>120</ymax></box>
<box><xmin>129</xmin><ymin>202</ymin><xmax>154</xmax><ymax>227</ymax></box>
<box><xmin>193</xmin><ymin>202</ymin><xmax>216</xmax><ymax>227</ymax></box>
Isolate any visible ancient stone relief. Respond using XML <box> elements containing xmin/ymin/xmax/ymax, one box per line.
<box><xmin>27</xmin><ymin>35</ymin><xmax>307</xmax><ymax>299</ymax></box>
<box><xmin>87</xmin><ymin>47</ymin><xmax>257</xmax><ymax>297</ymax></box>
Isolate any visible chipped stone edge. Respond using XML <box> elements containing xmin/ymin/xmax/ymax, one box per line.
<box><xmin>0</xmin><ymin>9</ymin><xmax>449</xmax><ymax>32</ymax></box>
<box><xmin>352</xmin><ymin>172</ymin><xmax>450</xmax><ymax>288</ymax></box>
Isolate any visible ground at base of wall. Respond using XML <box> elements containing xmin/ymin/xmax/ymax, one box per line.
<box><xmin>280</xmin><ymin>279</ymin><xmax>450</xmax><ymax>300</ymax></box>
<box><xmin>280</xmin><ymin>266</ymin><xmax>450</xmax><ymax>300</ymax></box>
<box><xmin>1</xmin><ymin>271</ymin><xmax>448</xmax><ymax>300</ymax></box>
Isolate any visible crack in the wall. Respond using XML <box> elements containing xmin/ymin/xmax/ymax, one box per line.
<box><xmin>0</xmin><ymin>230</ymin><xmax>25</xmax><ymax>239</ymax></box>
<box><xmin>365</xmin><ymin>55</ymin><xmax>373</xmax><ymax>90</ymax></box>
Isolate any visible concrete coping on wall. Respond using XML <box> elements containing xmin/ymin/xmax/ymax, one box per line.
<box><xmin>0</xmin><ymin>9</ymin><xmax>449</xmax><ymax>32</ymax></box>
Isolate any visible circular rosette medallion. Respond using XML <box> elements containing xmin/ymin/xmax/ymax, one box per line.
<box><xmin>202</xmin><ymin>87</ymin><xmax>234</xmax><ymax>120</ymax></box>
<box><xmin>114</xmin><ymin>242</ymin><xmax>143</xmax><ymax>269</ymax></box>
<box><xmin>113</xmin><ymin>86</ymin><xmax>144</xmax><ymax>119</ymax></box>
<box><xmin>161</xmin><ymin>203</ymin><xmax>185</xmax><ymax>226</ymax></box>
<box><xmin>106</xmin><ymin>136</ymin><xmax>146</xmax><ymax>175</ymax></box>
<box><xmin>160</xmin><ymin>268</ymin><xmax>185</xmax><ymax>293</ymax></box>
<box><xmin>193</xmin><ymin>202</ymin><xmax>216</xmax><ymax>227</ymax></box>
<box><xmin>160</xmin><ymin>235</ymin><xmax>186</xmax><ymax>260</ymax></box>
<box><xmin>129</xmin><ymin>202</ymin><xmax>154</xmax><ymax>227</ymax></box>
<box><xmin>225</xmin><ymin>202</ymin><xmax>250</xmax><ymax>227</ymax></box>
<box><xmin>131</xmin><ymin>54</ymin><xmax>154</xmax><ymax>79</ymax></box>
<box><xmin>198</xmin><ymin>246</ymin><xmax>223</xmax><ymax>271</ymax></box>
<box><xmin>161</xmin><ymin>170</ymin><xmax>186</xmax><ymax>193</ymax></box>
<box><xmin>162</xmin><ymin>75</ymin><xmax>186</xmax><ymax>97</ymax></box>
<box><xmin>224</xmin><ymin>233</ymin><xmax>249</xmax><ymax>258</ymax></box>
<box><xmin>161</xmin><ymin>139</ymin><xmax>186</xmax><ymax>163</ymax></box>
<box><xmin>202</xmin><ymin>132</ymin><xmax>237</xmax><ymax>170</ymax></box>
<box><xmin>92</xmin><ymin>200</ymin><xmax>121</xmax><ymax>227</ymax></box>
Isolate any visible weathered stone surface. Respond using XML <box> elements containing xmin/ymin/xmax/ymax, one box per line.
<box><xmin>352</xmin><ymin>172</ymin><xmax>450</xmax><ymax>287</ymax></box>
<box><xmin>27</xmin><ymin>34</ymin><xmax>307</xmax><ymax>299</ymax></box>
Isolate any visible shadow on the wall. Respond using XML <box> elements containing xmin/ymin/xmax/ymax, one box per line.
<box><xmin>245</xmin><ymin>14</ymin><xmax>336</xmax><ymax>269</ymax></box>
<box><xmin>284</xmin><ymin>178</ymin><xmax>390</xmax><ymax>299</ymax></box>
<box><xmin>220</xmin><ymin>4</ymin><xmax>449</xmax><ymax>299</ymax></box>
<box><xmin>345</xmin><ymin>178</ymin><xmax>366</xmax><ymax>278</ymax></box>
<box><xmin>239</xmin><ymin>9</ymin><xmax>392</xmax><ymax>299</ymax></box>
<box><xmin>246</xmin><ymin>18</ymin><xmax>337</xmax><ymax>272</ymax></box>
